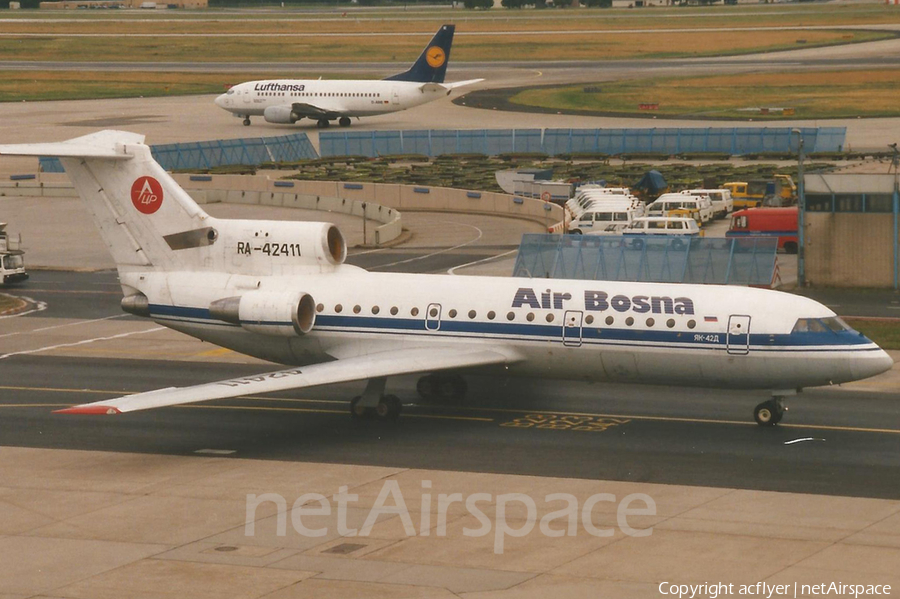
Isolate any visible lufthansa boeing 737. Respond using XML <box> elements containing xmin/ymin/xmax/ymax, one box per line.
<box><xmin>0</xmin><ymin>131</ymin><xmax>892</xmax><ymax>426</ymax></box>
<box><xmin>214</xmin><ymin>24</ymin><xmax>482</xmax><ymax>128</ymax></box>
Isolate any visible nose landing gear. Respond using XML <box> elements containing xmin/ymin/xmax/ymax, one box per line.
<box><xmin>754</xmin><ymin>396</ymin><xmax>787</xmax><ymax>426</ymax></box>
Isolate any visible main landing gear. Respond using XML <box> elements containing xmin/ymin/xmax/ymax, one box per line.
<box><xmin>339</xmin><ymin>116</ymin><xmax>351</xmax><ymax>127</ymax></box>
<box><xmin>242</xmin><ymin>117</ymin><xmax>251</xmax><ymax>126</ymax></box>
<box><xmin>416</xmin><ymin>373</ymin><xmax>468</xmax><ymax>403</ymax></box>
<box><xmin>754</xmin><ymin>396</ymin><xmax>787</xmax><ymax>426</ymax></box>
<box><xmin>316</xmin><ymin>118</ymin><xmax>330</xmax><ymax>129</ymax></box>
<box><xmin>347</xmin><ymin>374</ymin><xmax>470</xmax><ymax>420</ymax></box>
<box><xmin>349</xmin><ymin>377</ymin><xmax>402</xmax><ymax>420</ymax></box>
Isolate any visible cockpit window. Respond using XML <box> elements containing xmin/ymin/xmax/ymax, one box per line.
<box><xmin>822</xmin><ymin>316</ymin><xmax>854</xmax><ymax>333</ymax></box>
<box><xmin>226</xmin><ymin>89</ymin><xmax>235</xmax><ymax>95</ymax></box>
<box><xmin>792</xmin><ymin>317</ymin><xmax>853</xmax><ymax>334</ymax></box>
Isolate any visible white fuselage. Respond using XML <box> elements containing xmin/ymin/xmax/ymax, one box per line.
<box><xmin>123</xmin><ymin>266</ymin><xmax>893</xmax><ymax>393</ymax></box>
<box><xmin>215</xmin><ymin>79</ymin><xmax>448</xmax><ymax>119</ymax></box>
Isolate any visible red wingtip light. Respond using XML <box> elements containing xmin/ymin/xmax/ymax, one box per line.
<box><xmin>54</xmin><ymin>405</ymin><xmax>121</xmax><ymax>415</ymax></box>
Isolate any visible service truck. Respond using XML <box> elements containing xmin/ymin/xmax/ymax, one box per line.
<box><xmin>0</xmin><ymin>223</ymin><xmax>28</xmax><ymax>285</ymax></box>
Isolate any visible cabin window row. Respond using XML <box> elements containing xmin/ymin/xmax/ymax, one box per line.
<box><xmin>260</xmin><ymin>92</ymin><xmax>382</xmax><ymax>99</ymax></box>
<box><xmin>315</xmin><ymin>303</ymin><xmax>697</xmax><ymax>329</ymax></box>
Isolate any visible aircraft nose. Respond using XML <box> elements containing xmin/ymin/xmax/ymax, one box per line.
<box><xmin>853</xmin><ymin>348</ymin><xmax>894</xmax><ymax>381</ymax></box>
<box><xmin>214</xmin><ymin>94</ymin><xmax>226</xmax><ymax>108</ymax></box>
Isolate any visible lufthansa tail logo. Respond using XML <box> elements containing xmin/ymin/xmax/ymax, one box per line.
<box><xmin>425</xmin><ymin>46</ymin><xmax>446</xmax><ymax>68</ymax></box>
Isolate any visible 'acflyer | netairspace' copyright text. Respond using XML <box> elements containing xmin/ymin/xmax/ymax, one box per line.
<box><xmin>659</xmin><ymin>582</ymin><xmax>892</xmax><ymax>599</ymax></box>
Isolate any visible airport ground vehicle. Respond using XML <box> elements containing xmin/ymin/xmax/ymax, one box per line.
<box><xmin>568</xmin><ymin>198</ymin><xmax>647</xmax><ymax>234</ymax></box>
<box><xmin>722</xmin><ymin>176</ymin><xmax>796</xmax><ymax>210</ymax></box>
<box><xmin>646</xmin><ymin>193</ymin><xmax>713</xmax><ymax>224</ymax></box>
<box><xmin>623</xmin><ymin>216</ymin><xmax>703</xmax><ymax>238</ymax></box>
<box><xmin>680</xmin><ymin>189</ymin><xmax>733</xmax><ymax>219</ymax></box>
<box><xmin>0</xmin><ymin>223</ymin><xmax>27</xmax><ymax>285</ymax></box>
<box><xmin>726</xmin><ymin>207</ymin><xmax>799</xmax><ymax>254</ymax></box>
<box><xmin>565</xmin><ymin>186</ymin><xmax>636</xmax><ymax>214</ymax></box>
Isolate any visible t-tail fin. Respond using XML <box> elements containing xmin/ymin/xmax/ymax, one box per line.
<box><xmin>384</xmin><ymin>24</ymin><xmax>454</xmax><ymax>84</ymax></box>
<box><xmin>0</xmin><ymin>130</ymin><xmax>212</xmax><ymax>272</ymax></box>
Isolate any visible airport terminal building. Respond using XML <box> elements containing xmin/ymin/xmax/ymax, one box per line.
<box><xmin>805</xmin><ymin>172</ymin><xmax>900</xmax><ymax>289</ymax></box>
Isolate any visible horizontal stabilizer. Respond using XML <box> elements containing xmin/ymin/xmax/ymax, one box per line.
<box><xmin>0</xmin><ymin>130</ymin><xmax>145</xmax><ymax>159</ymax></box>
<box><xmin>441</xmin><ymin>78</ymin><xmax>484</xmax><ymax>91</ymax></box>
<box><xmin>53</xmin><ymin>346</ymin><xmax>520</xmax><ymax>415</ymax></box>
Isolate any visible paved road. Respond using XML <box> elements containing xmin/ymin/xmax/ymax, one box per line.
<box><xmin>2</xmin><ymin>353</ymin><xmax>899</xmax><ymax>499</ymax></box>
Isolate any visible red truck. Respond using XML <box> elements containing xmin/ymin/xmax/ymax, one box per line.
<box><xmin>725</xmin><ymin>207</ymin><xmax>798</xmax><ymax>254</ymax></box>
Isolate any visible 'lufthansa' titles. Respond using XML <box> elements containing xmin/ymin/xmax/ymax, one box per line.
<box><xmin>254</xmin><ymin>82</ymin><xmax>306</xmax><ymax>93</ymax></box>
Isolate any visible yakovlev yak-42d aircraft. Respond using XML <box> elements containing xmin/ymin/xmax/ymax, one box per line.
<box><xmin>214</xmin><ymin>24</ymin><xmax>483</xmax><ymax>128</ymax></box>
<box><xmin>0</xmin><ymin>131</ymin><xmax>892</xmax><ymax>426</ymax></box>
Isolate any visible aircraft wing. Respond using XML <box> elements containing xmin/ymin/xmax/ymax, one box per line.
<box><xmin>54</xmin><ymin>346</ymin><xmax>519</xmax><ymax>415</ymax></box>
<box><xmin>290</xmin><ymin>102</ymin><xmax>345</xmax><ymax>119</ymax></box>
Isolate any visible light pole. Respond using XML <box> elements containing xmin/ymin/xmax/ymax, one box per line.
<box><xmin>792</xmin><ymin>129</ymin><xmax>805</xmax><ymax>287</ymax></box>
<box><xmin>890</xmin><ymin>143</ymin><xmax>899</xmax><ymax>291</ymax></box>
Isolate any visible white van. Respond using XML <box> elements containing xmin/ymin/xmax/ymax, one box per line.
<box><xmin>623</xmin><ymin>216</ymin><xmax>703</xmax><ymax>237</ymax></box>
<box><xmin>566</xmin><ymin>186</ymin><xmax>635</xmax><ymax>213</ymax></box>
<box><xmin>647</xmin><ymin>193</ymin><xmax>713</xmax><ymax>224</ymax></box>
<box><xmin>680</xmin><ymin>189</ymin><xmax>733</xmax><ymax>219</ymax></box>
<box><xmin>570</xmin><ymin>199</ymin><xmax>647</xmax><ymax>234</ymax></box>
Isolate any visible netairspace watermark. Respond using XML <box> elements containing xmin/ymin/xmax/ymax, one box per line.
<box><xmin>245</xmin><ymin>480</ymin><xmax>656</xmax><ymax>554</ymax></box>
<box><xmin>659</xmin><ymin>582</ymin><xmax>892</xmax><ymax>599</ymax></box>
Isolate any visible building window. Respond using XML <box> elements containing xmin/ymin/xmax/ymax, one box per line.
<box><xmin>866</xmin><ymin>194</ymin><xmax>894</xmax><ymax>213</ymax></box>
<box><xmin>835</xmin><ymin>194</ymin><xmax>863</xmax><ymax>213</ymax></box>
<box><xmin>806</xmin><ymin>193</ymin><xmax>833</xmax><ymax>212</ymax></box>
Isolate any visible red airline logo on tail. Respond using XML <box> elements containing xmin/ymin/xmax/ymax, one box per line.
<box><xmin>131</xmin><ymin>176</ymin><xmax>163</xmax><ymax>214</ymax></box>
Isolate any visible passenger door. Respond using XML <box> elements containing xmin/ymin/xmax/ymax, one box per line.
<box><xmin>726</xmin><ymin>315</ymin><xmax>751</xmax><ymax>355</ymax></box>
<box><xmin>563</xmin><ymin>310</ymin><xmax>583</xmax><ymax>347</ymax></box>
<box><xmin>425</xmin><ymin>303</ymin><xmax>442</xmax><ymax>331</ymax></box>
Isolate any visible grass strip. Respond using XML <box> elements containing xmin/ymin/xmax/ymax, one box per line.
<box><xmin>844</xmin><ymin>318</ymin><xmax>900</xmax><ymax>351</ymax></box>
<box><xmin>505</xmin><ymin>68</ymin><xmax>900</xmax><ymax>120</ymax></box>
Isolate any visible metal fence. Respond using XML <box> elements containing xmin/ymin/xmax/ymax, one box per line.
<box><xmin>320</xmin><ymin>127</ymin><xmax>846</xmax><ymax>158</ymax></box>
<box><xmin>39</xmin><ymin>133</ymin><xmax>319</xmax><ymax>173</ymax></box>
<box><xmin>512</xmin><ymin>234</ymin><xmax>780</xmax><ymax>287</ymax></box>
